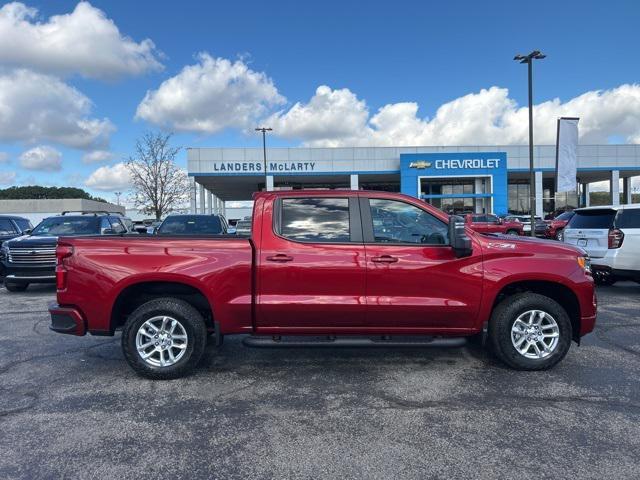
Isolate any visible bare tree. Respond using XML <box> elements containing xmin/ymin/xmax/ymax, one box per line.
<box><xmin>127</xmin><ymin>132</ymin><xmax>189</xmax><ymax>220</ymax></box>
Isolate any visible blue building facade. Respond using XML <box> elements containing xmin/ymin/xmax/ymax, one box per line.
<box><xmin>400</xmin><ymin>152</ymin><xmax>508</xmax><ymax>215</ymax></box>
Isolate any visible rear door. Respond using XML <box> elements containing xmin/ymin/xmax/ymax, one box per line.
<box><xmin>484</xmin><ymin>214</ymin><xmax>502</xmax><ymax>233</ymax></box>
<box><xmin>615</xmin><ymin>207</ymin><xmax>640</xmax><ymax>272</ymax></box>
<box><xmin>256</xmin><ymin>196</ymin><xmax>367</xmax><ymax>329</ymax></box>
<box><xmin>564</xmin><ymin>208</ymin><xmax>616</xmax><ymax>258</ymax></box>
<box><xmin>361</xmin><ymin>196</ymin><xmax>483</xmax><ymax>329</ymax></box>
<box><xmin>470</xmin><ymin>215</ymin><xmax>488</xmax><ymax>233</ymax></box>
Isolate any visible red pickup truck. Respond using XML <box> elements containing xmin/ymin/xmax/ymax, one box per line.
<box><xmin>464</xmin><ymin>213</ymin><xmax>524</xmax><ymax>236</ymax></box>
<box><xmin>49</xmin><ymin>190</ymin><xmax>596</xmax><ymax>379</ymax></box>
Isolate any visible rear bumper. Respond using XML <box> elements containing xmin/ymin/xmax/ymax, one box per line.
<box><xmin>49</xmin><ymin>303</ymin><xmax>86</xmax><ymax>336</ymax></box>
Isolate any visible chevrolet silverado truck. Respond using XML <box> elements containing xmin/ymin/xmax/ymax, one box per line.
<box><xmin>464</xmin><ymin>214</ymin><xmax>524</xmax><ymax>236</ymax></box>
<box><xmin>49</xmin><ymin>190</ymin><xmax>597</xmax><ymax>379</ymax></box>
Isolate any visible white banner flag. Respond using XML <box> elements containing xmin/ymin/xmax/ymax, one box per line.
<box><xmin>556</xmin><ymin>117</ymin><xmax>579</xmax><ymax>192</ymax></box>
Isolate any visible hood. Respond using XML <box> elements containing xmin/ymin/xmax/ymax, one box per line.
<box><xmin>478</xmin><ymin>232</ymin><xmax>586</xmax><ymax>256</ymax></box>
<box><xmin>4</xmin><ymin>234</ymin><xmax>58</xmax><ymax>248</ymax></box>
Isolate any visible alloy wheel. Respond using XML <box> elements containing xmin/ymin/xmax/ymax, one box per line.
<box><xmin>510</xmin><ymin>310</ymin><xmax>560</xmax><ymax>359</ymax></box>
<box><xmin>135</xmin><ymin>316</ymin><xmax>188</xmax><ymax>367</ymax></box>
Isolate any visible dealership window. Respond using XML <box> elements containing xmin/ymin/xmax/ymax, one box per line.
<box><xmin>369</xmin><ymin>199</ymin><xmax>448</xmax><ymax>245</ymax></box>
<box><xmin>280</xmin><ymin>198</ymin><xmax>351</xmax><ymax>242</ymax></box>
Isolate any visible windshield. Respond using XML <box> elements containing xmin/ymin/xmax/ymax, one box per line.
<box><xmin>31</xmin><ymin>216</ymin><xmax>100</xmax><ymax>236</ymax></box>
<box><xmin>14</xmin><ymin>219</ymin><xmax>33</xmax><ymax>231</ymax></box>
<box><xmin>157</xmin><ymin>216</ymin><xmax>223</xmax><ymax>235</ymax></box>
<box><xmin>568</xmin><ymin>209</ymin><xmax>616</xmax><ymax>229</ymax></box>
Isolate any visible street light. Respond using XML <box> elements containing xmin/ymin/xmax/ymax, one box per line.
<box><xmin>255</xmin><ymin>127</ymin><xmax>273</xmax><ymax>191</ymax></box>
<box><xmin>514</xmin><ymin>50</ymin><xmax>546</xmax><ymax>236</ymax></box>
<box><xmin>114</xmin><ymin>191</ymin><xmax>122</xmax><ymax>206</ymax></box>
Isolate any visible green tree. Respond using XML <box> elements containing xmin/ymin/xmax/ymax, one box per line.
<box><xmin>0</xmin><ymin>186</ymin><xmax>106</xmax><ymax>202</ymax></box>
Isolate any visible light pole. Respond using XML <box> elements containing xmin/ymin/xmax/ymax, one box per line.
<box><xmin>114</xmin><ymin>191</ymin><xmax>122</xmax><ymax>206</ymax></box>
<box><xmin>514</xmin><ymin>50</ymin><xmax>545</xmax><ymax>236</ymax></box>
<box><xmin>255</xmin><ymin>127</ymin><xmax>272</xmax><ymax>191</ymax></box>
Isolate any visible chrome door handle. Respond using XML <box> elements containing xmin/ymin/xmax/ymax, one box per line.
<box><xmin>371</xmin><ymin>255</ymin><xmax>398</xmax><ymax>263</ymax></box>
<box><xmin>266</xmin><ymin>254</ymin><xmax>294</xmax><ymax>262</ymax></box>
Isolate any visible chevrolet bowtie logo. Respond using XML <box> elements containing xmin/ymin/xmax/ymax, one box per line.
<box><xmin>409</xmin><ymin>161</ymin><xmax>432</xmax><ymax>169</ymax></box>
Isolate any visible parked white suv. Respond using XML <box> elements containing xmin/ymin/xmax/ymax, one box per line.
<box><xmin>563</xmin><ymin>204</ymin><xmax>640</xmax><ymax>284</ymax></box>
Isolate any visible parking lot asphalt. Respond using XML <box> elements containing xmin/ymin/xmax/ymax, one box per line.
<box><xmin>0</xmin><ymin>283</ymin><xmax>639</xmax><ymax>479</ymax></box>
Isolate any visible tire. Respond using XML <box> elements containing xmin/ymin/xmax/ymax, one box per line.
<box><xmin>555</xmin><ymin>229</ymin><xmax>564</xmax><ymax>241</ymax></box>
<box><xmin>5</xmin><ymin>283</ymin><xmax>28</xmax><ymax>292</ymax></box>
<box><xmin>505</xmin><ymin>229</ymin><xmax>519</xmax><ymax>236</ymax></box>
<box><xmin>489</xmin><ymin>292</ymin><xmax>572</xmax><ymax>370</ymax></box>
<box><xmin>121</xmin><ymin>298</ymin><xmax>207</xmax><ymax>380</ymax></box>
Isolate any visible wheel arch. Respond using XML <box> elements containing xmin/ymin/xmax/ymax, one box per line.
<box><xmin>490</xmin><ymin>279</ymin><xmax>581</xmax><ymax>342</ymax></box>
<box><xmin>110</xmin><ymin>280</ymin><xmax>215</xmax><ymax>334</ymax></box>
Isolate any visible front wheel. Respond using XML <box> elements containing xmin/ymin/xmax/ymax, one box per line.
<box><xmin>489</xmin><ymin>293</ymin><xmax>572</xmax><ymax>370</ymax></box>
<box><xmin>122</xmin><ymin>298</ymin><xmax>207</xmax><ymax>379</ymax></box>
<box><xmin>5</xmin><ymin>283</ymin><xmax>28</xmax><ymax>292</ymax></box>
<box><xmin>555</xmin><ymin>229</ymin><xmax>564</xmax><ymax>241</ymax></box>
<box><xmin>505</xmin><ymin>229</ymin><xmax>519</xmax><ymax>236</ymax></box>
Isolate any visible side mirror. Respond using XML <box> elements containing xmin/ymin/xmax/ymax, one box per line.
<box><xmin>448</xmin><ymin>215</ymin><xmax>473</xmax><ymax>258</ymax></box>
<box><xmin>102</xmin><ymin>228</ymin><xmax>115</xmax><ymax>235</ymax></box>
<box><xmin>497</xmin><ymin>218</ymin><xmax>503</xmax><ymax>225</ymax></box>
<box><xmin>23</xmin><ymin>229</ymin><xmax>32</xmax><ymax>235</ymax></box>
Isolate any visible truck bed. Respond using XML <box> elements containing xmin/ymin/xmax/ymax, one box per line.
<box><xmin>56</xmin><ymin>235</ymin><xmax>254</xmax><ymax>335</ymax></box>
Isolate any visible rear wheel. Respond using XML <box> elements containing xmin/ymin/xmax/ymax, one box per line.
<box><xmin>122</xmin><ymin>298</ymin><xmax>207</xmax><ymax>380</ymax></box>
<box><xmin>5</xmin><ymin>283</ymin><xmax>28</xmax><ymax>292</ymax></box>
<box><xmin>489</xmin><ymin>293</ymin><xmax>572</xmax><ymax>370</ymax></box>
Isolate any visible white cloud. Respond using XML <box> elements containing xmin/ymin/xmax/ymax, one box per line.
<box><xmin>0</xmin><ymin>171</ymin><xmax>16</xmax><ymax>185</ymax></box>
<box><xmin>0</xmin><ymin>69</ymin><xmax>114</xmax><ymax>149</ymax></box>
<box><xmin>269</xmin><ymin>84</ymin><xmax>640</xmax><ymax>147</ymax></box>
<box><xmin>136</xmin><ymin>53</ymin><xmax>285</xmax><ymax>133</ymax></box>
<box><xmin>0</xmin><ymin>152</ymin><xmax>8</xmax><ymax>163</ymax></box>
<box><xmin>0</xmin><ymin>1</ymin><xmax>162</xmax><ymax>79</ymax></box>
<box><xmin>19</xmin><ymin>145</ymin><xmax>62</xmax><ymax>171</ymax></box>
<box><xmin>82</xmin><ymin>150</ymin><xmax>115</xmax><ymax>164</ymax></box>
<box><xmin>85</xmin><ymin>162</ymin><xmax>131</xmax><ymax>191</ymax></box>
<box><xmin>266</xmin><ymin>86</ymin><xmax>369</xmax><ymax>146</ymax></box>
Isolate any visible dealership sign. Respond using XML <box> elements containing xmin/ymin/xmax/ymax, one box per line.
<box><xmin>211</xmin><ymin>161</ymin><xmax>317</xmax><ymax>173</ymax></box>
<box><xmin>410</xmin><ymin>158</ymin><xmax>501</xmax><ymax>169</ymax></box>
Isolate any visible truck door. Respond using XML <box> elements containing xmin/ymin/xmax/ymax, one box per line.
<box><xmin>361</xmin><ymin>196</ymin><xmax>483</xmax><ymax>329</ymax></box>
<box><xmin>256</xmin><ymin>196</ymin><xmax>367</xmax><ymax>330</ymax></box>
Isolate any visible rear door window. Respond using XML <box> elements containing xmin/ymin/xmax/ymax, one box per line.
<box><xmin>616</xmin><ymin>209</ymin><xmax>640</xmax><ymax>229</ymax></box>
<box><xmin>0</xmin><ymin>218</ymin><xmax>17</xmax><ymax>235</ymax></box>
<box><xmin>279</xmin><ymin>198</ymin><xmax>351</xmax><ymax>243</ymax></box>
<box><xmin>109</xmin><ymin>217</ymin><xmax>127</xmax><ymax>234</ymax></box>
<box><xmin>568</xmin><ymin>210</ymin><xmax>616</xmax><ymax>229</ymax></box>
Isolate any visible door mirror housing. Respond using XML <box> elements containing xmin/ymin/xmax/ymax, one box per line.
<box><xmin>448</xmin><ymin>216</ymin><xmax>473</xmax><ymax>258</ymax></box>
<box><xmin>22</xmin><ymin>228</ymin><xmax>32</xmax><ymax>235</ymax></box>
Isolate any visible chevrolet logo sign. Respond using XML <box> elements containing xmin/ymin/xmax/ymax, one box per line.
<box><xmin>409</xmin><ymin>161</ymin><xmax>432</xmax><ymax>169</ymax></box>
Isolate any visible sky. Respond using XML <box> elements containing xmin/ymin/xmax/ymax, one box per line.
<box><xmin>0</xmin><ymin>0</ymin><xmax>639</xmax><ymax>203</ymax></box>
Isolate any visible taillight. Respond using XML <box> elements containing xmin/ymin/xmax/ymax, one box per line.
<box><xmin>608</xmin><ymin>228</ymin><xmax>624</xmax><ymax>249</ymax></box>
<box><xmin>56</xmin><ymin>243</ymin><xmax>73</xmax><ymax>290</ymax></box>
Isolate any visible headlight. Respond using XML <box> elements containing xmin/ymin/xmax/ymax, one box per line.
<box><xmin>577</xmin><ymin>256</ymin><xmax>592</xmax><ymax>274</ymax></box>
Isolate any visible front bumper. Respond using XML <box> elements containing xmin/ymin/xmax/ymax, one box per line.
<box><xmin>49</xmin><ymin>303</ymin><xmax>86</xmax><ymax>336</ymax></box>
<box><xmin>2</xmin><ymin>261</ymin><xmax>55</xmax><ymax>284</ymax></box>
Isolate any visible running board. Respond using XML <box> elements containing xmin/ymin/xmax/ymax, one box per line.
<box><xmin>242</xmin><ymin>335</ymin><xmax>467</xmax><ymax>348</ymax></box>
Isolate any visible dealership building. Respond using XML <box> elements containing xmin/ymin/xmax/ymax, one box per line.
<box><xmin>187</xmin><ymin>145</ymin><xmax>640</xmax><ymax>219</ymax></box>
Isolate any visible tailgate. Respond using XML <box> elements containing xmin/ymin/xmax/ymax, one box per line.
<box><xmin>564</xmin><ymin>228</ymin><xmax>609</xmax><ymax>258</ymax></box>
<box><xmin>563</xmin><ymin>208</ymin><xmax>617</xmax><ymax>259</ymax></box>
